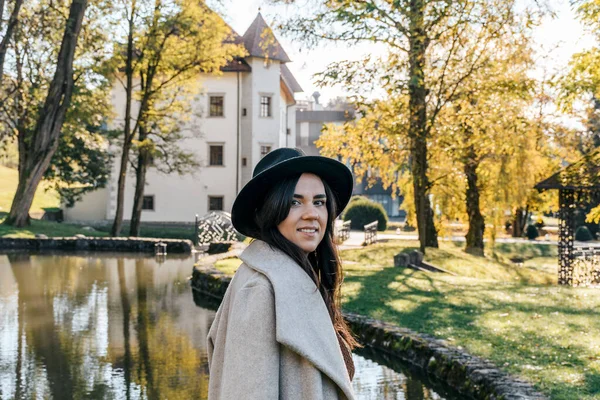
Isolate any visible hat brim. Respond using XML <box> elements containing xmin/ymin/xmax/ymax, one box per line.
<box><xmin>231</xmin><ymin>156</ymin><xmax>353</xmax><ymax>238</ymax></box>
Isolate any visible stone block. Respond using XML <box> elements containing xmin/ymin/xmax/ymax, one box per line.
<box><xmin>394</xmin><ymin>253</ymin><xmax>409</xmax><ymax>267</ymax></box>
<box><xmin>409</xmin><ymin>250</ymin><xmax>424</xmax><ymax>266</ymax></box>
<box><xmin>207</xmin><ymin>241</ymin><xmax>234</xmax><ymax>255</ymax></box>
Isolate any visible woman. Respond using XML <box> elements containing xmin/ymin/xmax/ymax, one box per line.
<box><xmin>207</xmin><ymin>148</ymin><xmax>358</xmax><ymax>400</ymax></box>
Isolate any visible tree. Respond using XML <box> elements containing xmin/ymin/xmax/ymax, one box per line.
<box><xmin>2</xmin><ymin>0</ymin><xmax>92</xmax><ymax>227</ymax></box>
<box><xmin>275</xmin><ymin>0</ymin><xmax>539</xmax><ymax>252</ymax></box>
<box><xmin>0</xmin><ymin>0</ymin><xmax>23</xmax><ymax>85</ymax></box>
<box><xmin>109</xmin><ymin>0</ymin><xmax>246</xmax><ymax>237</ymax></box>
<box><xmin>432</xmin><ymin>26</ymin><xmax>538</xmax><ymax>253</ymax></box>
<box><xmin>0</xmin><ymin>0</ymin><xmax>113</xmax><ymax>226</ymax></box>
<box><xmin>317</xmin><ymin>7</ymin><xmax>562</xmax><ymax>255</ymax></box>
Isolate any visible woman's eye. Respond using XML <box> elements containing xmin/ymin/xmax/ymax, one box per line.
<box><xmin>291</xmin><ymin>199</ymin><xmax>301</xmax><ymax>206</ymax></box>
<box><xmin>314</xmin><ymin>200</ymin><xmax>326</xmax><ymax>206</ymax></box>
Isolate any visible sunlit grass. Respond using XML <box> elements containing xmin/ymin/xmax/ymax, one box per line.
<box><xmin>342</xmin><ymin>240</ymin><xmax>557</xmax><ymax>284</ymax></box>
<box><xmin>214</xmin><ymin>257</ymin><xmax>242</xmax><ymax>275</ymax></box>
<box><xmin>0</xmin><ymin>216</ymin><xmax>196</xmax><ymax>240</ymax></box>
<box><xmin>0</xmin><ymin>216</ymin><xmax>111</xmax><ymax>238</ymax></box>
<box><xmin>0</xmin><ymin>165</ymin><xmax>60</xmax><ymax>213</ymax></box>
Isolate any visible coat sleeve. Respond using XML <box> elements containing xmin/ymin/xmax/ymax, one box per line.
<box><xmin>213</xmin><ymin>282</ymin><xmax>280</xmax><ymax>400</ymax></box>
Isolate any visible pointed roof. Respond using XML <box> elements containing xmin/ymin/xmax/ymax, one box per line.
<box><xmin>536</xmin><ymin>149</ymin><xmax>600</xmax><ymax>190</ymax></box>
<box><xmin>242</xmin><ymin>13</ymin><xmax>291</xmax><ymax>63</ymax></box>
<box><xmin>280</xmin><ymin>64</ymin><xmax>303</xmax><ymax>93</ymax></box>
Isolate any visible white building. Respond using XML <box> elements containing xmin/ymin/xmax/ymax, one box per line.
<box><xmin>64</xmin><ymin>13</ymin><xmax>303</xmax><ymax>224</ymax></box>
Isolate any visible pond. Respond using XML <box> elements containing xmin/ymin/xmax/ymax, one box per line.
<box><xmin>0</xmin><ymin>252</ymin><xmax>457</xmax><ymax>399</ymax></box>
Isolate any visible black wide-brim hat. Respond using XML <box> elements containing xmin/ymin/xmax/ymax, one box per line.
<box><xmin>231</xmin><ymin>148</ymin><xmax>353</xmax><ymax>238</ymax></box>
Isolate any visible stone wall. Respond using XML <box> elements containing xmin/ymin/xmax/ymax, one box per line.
<box><xmin>0</xmin><ymin>237</ymin><xmax>193</xmax><ymax>253</ymax></box>
<box><xmin>191</xmin><ymin>266</ymin><xmax>547</xmax><ymax>400</ymax></box>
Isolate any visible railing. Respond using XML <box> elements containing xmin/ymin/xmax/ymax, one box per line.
<box><xmin>364</xmin><ymin>221</ymin><xmax>378</xmax><ymax>245</ymax></box>
<box><xmin>334</xmin><ymin>220</ymin><xmax>351</xmax><ymax>243</ymax></box>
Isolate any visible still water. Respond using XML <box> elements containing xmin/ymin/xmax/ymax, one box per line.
<box><xmin>0</xmin><ymin>252</ymin><xmax>453</xmax><ymax>400</ymax></box>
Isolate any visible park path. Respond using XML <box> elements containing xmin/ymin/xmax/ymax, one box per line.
<box><xmin>337</xmin><ymin>230</ymin><xmax>562</xmax><ymax>251</ymax></box>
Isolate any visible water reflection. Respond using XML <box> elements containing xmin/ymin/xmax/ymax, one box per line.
<box><xmin>1</xmin><ymin>252</ymin><xmax>451</xmax><ymax>400</ymax></box>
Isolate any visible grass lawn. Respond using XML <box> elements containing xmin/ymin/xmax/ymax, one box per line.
<box><xmin>212</xmin><ymin>241</ymin><xmax>600</xmax><ymax>399</ymax></box>
<box><xmin>0</xmin><ymin>215</ymin><xmax>111</xmax><ymax>238</ymax></box>
<box><xmin>0</xmin><ymin>216</ymin><xmax>197</xmax><ymax>240</ymax></box>
<box><xmin>0</xmin><ymin>165</ymin><xmax>60</xmax><ymax>213</ymax></box>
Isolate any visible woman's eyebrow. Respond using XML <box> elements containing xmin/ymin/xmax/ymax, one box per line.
<box><xmin>292</xmin><ymin>194</ymin><xmax>327</xmax><ymax>199</ymax></box>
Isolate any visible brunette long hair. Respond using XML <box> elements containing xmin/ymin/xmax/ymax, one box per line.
<box><xmin>254</xmin><ymin>173</ymin><xmax>359</xmax><ymax>349</ymax></box>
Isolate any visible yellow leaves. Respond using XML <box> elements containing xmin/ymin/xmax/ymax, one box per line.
<box><xmin>585</xmin><ymin>204</ymin><xmax>600</xmax><ymax>223</ymax></box>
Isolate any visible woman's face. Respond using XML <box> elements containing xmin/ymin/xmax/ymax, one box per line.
<box><xmin>277</xmin><ymin>173</ymin><xmax>328</xmax><ymax>253</ymax></box>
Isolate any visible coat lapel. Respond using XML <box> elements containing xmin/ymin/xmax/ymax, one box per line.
<box><xmin>240</xmin><ymin>240</ymin><xmax>354</xmax><ymax>399</ymax></box>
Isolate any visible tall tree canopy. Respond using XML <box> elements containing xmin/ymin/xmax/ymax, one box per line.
<box><xmin>273</xmin><ymin>0</ymin><xmax>544</xmax><ymax>252</ymax></box>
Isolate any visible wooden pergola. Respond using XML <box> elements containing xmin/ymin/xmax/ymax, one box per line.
<box><xmin>535</xmin><ymin>150</ymin><xmax>600</xmax><ymax>286</ymax></box>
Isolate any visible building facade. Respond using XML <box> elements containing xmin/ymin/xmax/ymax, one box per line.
<box><xmin>296</xmin><ymin>95</ymin><xmax>404</xmax><ymax>219</ymax></box>
<box><xmin>64</xmin><ymin>13</ymin><xmax>302</xmax><ymax>223</ymax></box>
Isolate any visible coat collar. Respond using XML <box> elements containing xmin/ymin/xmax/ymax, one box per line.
<box><xmin>240</xmin><ymin>240</ymin><xmax>354</xmax><ymax>399</ymax></box>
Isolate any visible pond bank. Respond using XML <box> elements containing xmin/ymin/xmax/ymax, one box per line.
<box><xmin>0</xmin><ymin>236</ymin><xmax>193</xmax><ymax>253</ymax></box>
<box><xmin>191</xmin><ymin>264</ymin><xmax>547</xmax><ymax>400</ymax></box>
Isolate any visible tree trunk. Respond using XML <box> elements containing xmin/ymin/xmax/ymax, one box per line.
<box><xmin>464</xmin><ymin>153</ymin><xmax>485</xmax><ymax>256</ymax></box>
<box><xmin>512</xmin><ymin>206</ymin><xmax>529</xmax><ymax>238</ymax></box>
<box><xmin>0</xmin><ymin>0</ymin><xmax>5</xmax><ymax>32</ymax></box>
<box><xmin>110</xmin><ymin>0</ymin><xmax>137</xmax><ymax>237</ymax></box>
<box><xmin>0</xmin><ymin>0</ymin><xmax>23</xmax><ymax>85</ymax></box>
<box><xmin>117</xmin><ymin>259</ymin><xmax>133</xmax><ymax>398</ymax></box>
<box><xmin>9</xmin><ymin>254</ymin><xmax>75</xmax><ymax>399</ymax></box>
<box><xmin>136</xmin><ymin>260</ymin><xmax>159</xmax><ymax>399</ymax></box>
<box><xmin>3</xmin><ymin>0</ymin><xmax>88</xmax><ymax>227</ymax></box>
<box><xmin>408</xmin><ymin>0</ymin><xmax>438</xmax><ymax>253</ymax></box>
<box><xmin>129</xmin><ymin>130</ymin><xmax>151</xmax><ymax>236</ymax></box>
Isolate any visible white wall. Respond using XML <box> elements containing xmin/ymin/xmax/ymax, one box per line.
<box><xmin>66</xmin><ymin>58</ymin><xmax>301</xmax><ymax>223</ymax></box>
<box><xmin>248</xmin><ymin>58</ymin><xmax>282</xmax><ymax>172</ymax></box>
<box><xmin>63</xmin><ymin>188</ymin><xmax>109</xmax><ymax>221</ymax></box>
<box><xmin>67</xmin><ymin>72</ymin><xmax>242</xmax><ymax>222</ymax></box>
<box><xmin>278</xmin><ymin>87</ymin><xmax>297</xmax><ymax>149</ymax></box>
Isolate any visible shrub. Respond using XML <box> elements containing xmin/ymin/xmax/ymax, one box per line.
<box><xmin>575</xmin><ymin>225</ymin><xmax>594</xmax><ymax>241</ymax></box>
<box><xmin>525</xmin><ymin>225</ymin><xmax>539</xmax><ymax>240</ymax></box>
<box><xmin>535</xmin><ymin>216</ymin><xmax>545</xmax><ymax>229</ymax></box>
<box><xmin>343</xmin><ymin>199</ymin><xmax>388</xmax><ymax>231</ymax></box>
<box><xmin>349</xmin><ymin>195</ymin><xmax>369</xmax><ymax>204</ymax></box>
<box><xmin>402</xmin><ymin>223</ymin><xmax>416</xmax><ymax>232</ymax></box>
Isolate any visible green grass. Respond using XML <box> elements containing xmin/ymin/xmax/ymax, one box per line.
<box><xmin>342</xmin><ymin>241</ymin><xmax>558</xmax><ymax>284</ymax></box>
<box><xmin>0</xmin><ymin>216</ymin><xmax>110</xmax><ymax>238</ymax></box>
<box><xmin>214</xmin><ymin>258</ymin><xmax>243</xmax><ymax>275</ymax></box>
<box><xmin>0</xmin><ymin>216</ymin><xmax>196</xmax><ymax>240</ymax></box>
<box><xmin>0</xmin><ymin>165</ymin><xmax>60</xmax><ymax>213</ymax></box>
<box><xmin>212</xmin><ymin>241</ymin><xmax>599</xmax><ymax>399</ymax></box>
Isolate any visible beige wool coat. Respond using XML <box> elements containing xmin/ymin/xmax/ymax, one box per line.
<box><xmin>207</xmin><ymin>240</ymin><xmax>355</xmax><ymax>400</ymax></box>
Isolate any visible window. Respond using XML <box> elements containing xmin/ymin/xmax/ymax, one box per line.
<box><xmin>209</xmin><ymin>145</ymin><xmax>223</xmax><ymax>166</ymax></box>
<box><xmin>209</xmin><ymin>96</ymin><xmax>224</xmax><ymax>117</ymax></box>
<box><xmin>260</xmin><ymin>145</ymin><xmax>272</xmax><ymax>158</ymax></box>
<box><xmin>142</xmin><ymin>195</ymin><xmax>154</xmax><ymax>211</ymax></box>
<box><xmin>209</xmin><ymin>196</ymin><xmax>224</xmax><ymax>211</ymax></box>
<box><xmin>260</xmin><ymin>96</ymin><xmax>271</xmax><ymax>117</ymax></box>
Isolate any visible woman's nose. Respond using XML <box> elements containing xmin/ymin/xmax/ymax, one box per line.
<box><xmin>302</xmin><ymin>207</ymin><xmax>319</xmax><ymax>220</ymax></box>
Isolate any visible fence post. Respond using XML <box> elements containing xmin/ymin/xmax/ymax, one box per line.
<box><xmin>194</xmin><ymin>214</ymin><xmax>199</xmax><ymax>246</ymax></box>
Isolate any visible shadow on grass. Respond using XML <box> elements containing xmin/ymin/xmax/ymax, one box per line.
<box><xmin>342</xmin><ymin>265</ymin><xmax>600</xmax><ymax>400</ymax></box>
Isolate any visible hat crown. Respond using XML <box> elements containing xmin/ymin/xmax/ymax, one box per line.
<box><xmin>253</xmin><ymin>148</ymin><xmax>305</xmax><ymax>177</ymax></box>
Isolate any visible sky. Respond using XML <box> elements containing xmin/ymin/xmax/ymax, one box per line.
<box><xmin>216</xmin><ymin>0</ymin><xmax>596</xmax><ymax>105</ymax></box>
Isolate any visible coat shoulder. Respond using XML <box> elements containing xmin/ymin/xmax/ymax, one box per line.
<box><xmin>230</xmin><ymin>262</ymin><xmax>274</xmax><ymax>293</ymax></box>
